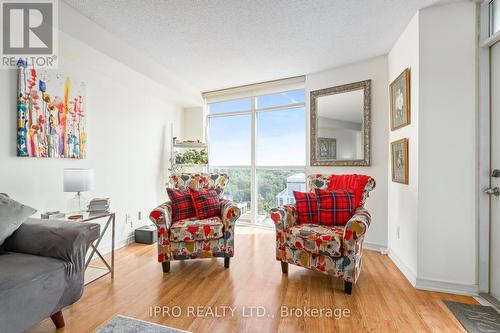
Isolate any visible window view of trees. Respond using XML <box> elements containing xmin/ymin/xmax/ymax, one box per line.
<box><xmin>257</xmin><ymin>169</ymin><xmax>304</xmax><ymax>216</ymax></box>
<box><xmin>211</xmin><ymin>168</ymin><xmax>251</xmax><ymax>221</ymax></box>
<box><xmin>215</xmin><ymin>168</ymin><xmax>251</xmax><ymax>204</ymax></box>
<box><xmin>212</xmin><ymin>168</ymin><xmax>305</xmax><ymax>226</ymax></box>
<box><xmin>207</xmin><ymin>87</ymin><xmax>306</xmax><ymax>226</ymax></box>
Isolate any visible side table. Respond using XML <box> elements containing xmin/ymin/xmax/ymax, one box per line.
<box><xmin>63</xmin><ymin>211</ymin><xmax>116</xmax><ymax>285</ymax></box>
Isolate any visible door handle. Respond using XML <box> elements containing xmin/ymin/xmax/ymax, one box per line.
<box><xmin>485</xmin><ymin>187</ymin><xmax>500</xmax><ymax>196</ymax></box>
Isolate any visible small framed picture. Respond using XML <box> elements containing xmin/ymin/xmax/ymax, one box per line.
<box><xmin>391</xmin><ymin>138</ymin><xmax>409</xmax><ymax>184</ymax></box>
<box><xmin>317</xmin><ymin>137</ymin><xmax>336</xmax><ymax>160</ymax></box>
<box><xmin>390</xmin><ymin>68</ymin><xmax>411</xmax><ymax>131</ymax></box>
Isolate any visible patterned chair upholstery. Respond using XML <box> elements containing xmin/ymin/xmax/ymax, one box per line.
<box><xmin>270</xmin><ymin>174</ymin><xmax>375</xmax><ymax>294</ymax></box>
<box><xmin>149</xmin><ymin>173</ymin><xmax>241</xmax><ymax>272</ymax></box>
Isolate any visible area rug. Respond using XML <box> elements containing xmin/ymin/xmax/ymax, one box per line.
<box><xmin>95</xmin><ymin>315</ymin><xmax>190</xmax><ymax>333</ymax></box>
<box><xmin>444</xmin><ymin>300</ymin><xmax>500</xmax><ymax>333</ymax></box>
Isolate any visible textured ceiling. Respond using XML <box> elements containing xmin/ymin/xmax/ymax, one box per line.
<box><xmin>62</xmin><ymin>0</ymin><xmax>445</xmax><ymax>92</ymax></box>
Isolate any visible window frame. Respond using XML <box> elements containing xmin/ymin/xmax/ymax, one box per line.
<box><xmin>205</xmin><ymin>87</ymin><xmax>306</xmax><ymax>226</ymax></box>
<box><xmin>491</xmin><ymin>0</ymin><xmax>498</xmax><ymax>36</ymax></box>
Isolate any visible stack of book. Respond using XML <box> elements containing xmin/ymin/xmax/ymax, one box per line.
<box><xmin>88</xmin><ymin>198</ymin><xmax>110</xmax><ymax>213</ymax></box>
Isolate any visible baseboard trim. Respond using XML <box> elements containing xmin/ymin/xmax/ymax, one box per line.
<box><xmin>387</xmin><ymin>249</ymin><xmax>479</xmax><ymax>296</ymax></box>
<box><xmin>415</xmin><ymin>277</ymin><xmax>479</xmax><ymax>296</ymax></box>
<box><xmin>95</xmin><ymin>234</ymin><xmax>135</xmax><ymax>256</ymax></box>
<box><xmin>387</xmin><ymin>249</ymin><xmax>417</xmax><ymax>286</ymax></box>
<box><xmin>364</xmin><ymin>242</ymin><xmax>388</xmax><ymax>253</ymax></box>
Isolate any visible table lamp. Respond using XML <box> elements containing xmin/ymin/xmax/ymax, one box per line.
<box><xmin>64</xmin><ymin>168</ymin><xmax>94</xmax><ymax>212</ymax></box>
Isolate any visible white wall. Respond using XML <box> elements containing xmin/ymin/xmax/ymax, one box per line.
<box><xmin>306</xmin><ymin>56</ymin><xmax>389</xmax><ymax>249</ymax></box>
<box><xmin>183</xmin><ymin>107</ymin><xmax>204</xmax><ymax>141</ymax></box>
<box><xmin>387</xmin><ymin>1</ymin><xmax>478</xmax><ymax>294</ymax></box>
<box><xmin>387</xmin><ymin>12</ymin><xmax>420</xmax><ymax>283</ymax></box>
<box><xmin>0</xmin><ymin>33</ymin><xmax>184</xmax><ymax>251</ymax></box>
<box><xmin>417</xmin><ymin>1</ymin><xmax>477</xmax><ymax>288</ymax></box>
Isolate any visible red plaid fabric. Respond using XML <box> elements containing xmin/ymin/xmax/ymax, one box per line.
<box><xmin>167</xmin><ymin>188</ymin><xmax>196</xmax><ymax>221</ymax></box>
<box><xmin>189</xmin><ymin>188</ymin><xmax>221</xmax><ymax>219</ymax></box>
<box><xmin>327</xmin><ymin>174</ymin><xmax>371</xmax><ymax>209</ymax></box>
<box><xmin>293</xmin><ymin>191</ymin><xmax>318</xmax><ymax>224</ymax></box>
<box><xmin>315</xmin><ymin>189</ymin><xmax>355</xmax><ymax>226</ymax></box>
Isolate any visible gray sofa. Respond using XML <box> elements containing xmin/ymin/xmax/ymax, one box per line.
<box><xmin>0</xmin><ymin>218</ymin><xmax>100</xmax><ymax>333</ymax></box>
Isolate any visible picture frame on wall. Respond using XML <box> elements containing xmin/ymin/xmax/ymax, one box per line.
<box><xmin>391</xmin><ymin>138</ymin><xmax>409</xmax><ymax>184</ymax></box>
<box><xmin>390</xmin><ymin>68</ymin><xmax>411</xmax><ymax>131</ymax></box>
<box><xmin>16</xmin><ymin>62</ymin><xmax>87</xmax><ymax>159</ymax></box>
<box><xmin>317</xmin><ymin>137</ymin><xmax>337</xmax><ymax>160</ymax></box>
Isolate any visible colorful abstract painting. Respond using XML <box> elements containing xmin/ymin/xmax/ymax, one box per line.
<box><xmin>17</xmin><ymin>60</ymin><xmax>86</xmax><ymax>158</ymax></box>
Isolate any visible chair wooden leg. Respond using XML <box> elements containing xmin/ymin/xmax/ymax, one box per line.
<box><xmin>224</xmin><ymin>257</ymin><xmax>230</xmax><ymax>268</ymax></box>
<box><xmin>162</xmin><ymin>261</ymin><xmax>170</xmax><ymax>273</ymax></box>
<box><xmin>281</xmin><ymin>262</ymin><xmax>288</xmax><ymax>274</ymax></box>
<box><xmin>344</xmin><ymin>281</ymin><xmax>353</xmax><ymax>295</ymax></box>
<box><xmin>50</xmin><ymin>310</ymin><xmax>65</xmax><ymax>329</ymax></box>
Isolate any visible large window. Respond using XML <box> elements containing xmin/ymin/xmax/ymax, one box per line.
<box><xmin>206</xmin><ymin>84</ymin><xmax>306</xmax><ymax>227</ymax></box>
<box><xmin>208</xmin><ymin>114</ymin><xmax>251</xmax><ymax>166</ymax></box>
<box><xmin>491</xmin><ymin>0</ymin><xmax>500</xmax><ymax>36</ymax></box>
<box><xmin>256</xmin><ymin>169</ymin><xmax>305</xmax><ymax>227</ymax></box>
<box><xmin>256</xmin><ymin>107</ymin><xmax>305</xmax><ymax>166</ymax></box>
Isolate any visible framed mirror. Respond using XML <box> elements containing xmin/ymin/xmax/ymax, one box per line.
<box><xmin>310</xmin><ymin>80</ymin><xmax>371</xmax><ymax>166</ymax></box>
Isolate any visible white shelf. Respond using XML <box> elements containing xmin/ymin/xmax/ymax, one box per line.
<box><xmin>173</xmin><ymin>143</ymin><xmax>207</xmax><ymax>148</ymax></box>
<box><xmin>173</xmin><ymin>163</ymin><xmax>208</xmax><ymax>167</ymax></box>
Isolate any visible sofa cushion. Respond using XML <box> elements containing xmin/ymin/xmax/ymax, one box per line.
<box><xmin>0</xmin><ymin>253</ymin><xmax>67</xmax><ymax>333</ymax></box>
<box><xmin>189</xmin><ymin>188</ymin><xmax>221</xmax><ymax>219</ymax></box>
<box><xmin>327</xmin><ymin>174</ymin><xmax>371</xmax><ymax>209</ymax></box>
<box><xmin>315</xmin><ymin>189</ymin><xmax>355</xmax><ymax>225</ymax></box>
<box><xmin>285</xmin><ymin>223</ymin><xmax>344</xmax><ymax>258</ymax></box>
<box><xmin>293</xmin><ymin>191</ymin><xmax>318</xmax><ymax>224</ymax></box>
<box><xmin>170</xmin><ymin>216</ymin><xmax>224</xmax><ymax>241</ymax></box>
<box><xmin>170</xmin><ymin>237</ymin><xmax>226</xmax><ymax>259</ymax></box>
<box><xmin>167</xmin><ymin>188</ymin><xmax>196</xmax><ymax>221</ymax></box>
<box><xmin>0</xmin><ymin>195</ymin><xmax>36</xmax><ymax>246</ymax></box>
<box><xmin>0</xmin><ymin>252</ymin><xmax>66</xmax><ymax>290</ymax></box>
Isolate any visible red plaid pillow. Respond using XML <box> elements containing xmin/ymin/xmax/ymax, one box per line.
<box><xmin>167</xmin><ymin>188</ymin><xmax>196</xmax><ymax>221</ymax></box>
<box><xmin>189</xmin><ymin>188</ymin><xmax>221</xmax><ymax>219</ymax></box>
<box><xmin>293</xmin><ymin>191</ymin><xmax>318</xmax><ymax>224</ymax></box>
<box><xmin>315</xmin><ymin>189</ymin><xmax>355</xmax><ymax>225</ymax></box>
<box><xmin>327</xmin><ymin>174</ymin><xmax>371</xmax><ymax>209</ymax></box>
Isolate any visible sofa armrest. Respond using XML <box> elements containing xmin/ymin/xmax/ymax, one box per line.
<box><xmin>220</xmin><ymin>199</ymin><xmax>241</xmax><ymax>229</ymax></box>
<box><xmin>149</xmin><ymin>201</ymin><xmax>173</xmax><ymax>231</ymax></box>
<box><xmin>344</xmin><ymin>208</ymin><xmax>371</xmax><ymax>241</ymax></box>
<box><xmin>220</xmin><ymin>199</ymin><xmax>240</xmax><ymax>257</ymax></box>
<box><xmin>150</xmin><ymin>202</ymin><xmax>173</xmax><ymax>263</ymax></box>
<box><xmin>4</xmin><ymin>218</ymin><xmax>100</xmax><ymax>273</ymax></box>
<box><xmin>270</xmin><ymin>204</ymin><xmax>298</xmax><ymax>231</ymax></box>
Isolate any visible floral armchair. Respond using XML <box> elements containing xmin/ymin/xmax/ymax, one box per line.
<box><xmin>149</xmin><ymin>173</ymin><xmax>241</xmax><ymax>272</ymax></box>
<box><xmin>270</xmin><ymin>174</ymin><xmax>375</xmax><ymax>294</ymax></box>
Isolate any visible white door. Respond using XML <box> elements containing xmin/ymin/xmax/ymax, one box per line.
<box><xmin>490</xmin><ymin>41</ymin><xmax>500</xmax><ymax>302</ymax></box>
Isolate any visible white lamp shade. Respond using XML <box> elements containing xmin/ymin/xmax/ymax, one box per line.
<box><xmin>63</xmin><ymin>168</ymin><xmax>94</xmax><ymax>193</ymax></box>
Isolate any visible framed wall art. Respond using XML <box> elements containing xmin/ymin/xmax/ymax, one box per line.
<box><xmin>391</xmin><ymin>138</ymin><xmax>409</xmax><ymax>184</ymax></box>
<box><xmin>17</xmin><ymin>60</ymin><xmax>87</xmax><ymax>159</ymax></box>
<box><xmin>317</xmin><ymin>137</ymin><xmax>337</xmax><ymax>160</ymax></box>
<box><xmin>390</xmin><ymin>68</ymin><xmax>410</xmax><ymax>131</ymax></box>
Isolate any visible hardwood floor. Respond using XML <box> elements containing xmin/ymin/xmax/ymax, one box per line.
<box><xmin>27</xmin><ymin>227</ymin><xmax>476</xmax><ymax>333</ymax></box>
